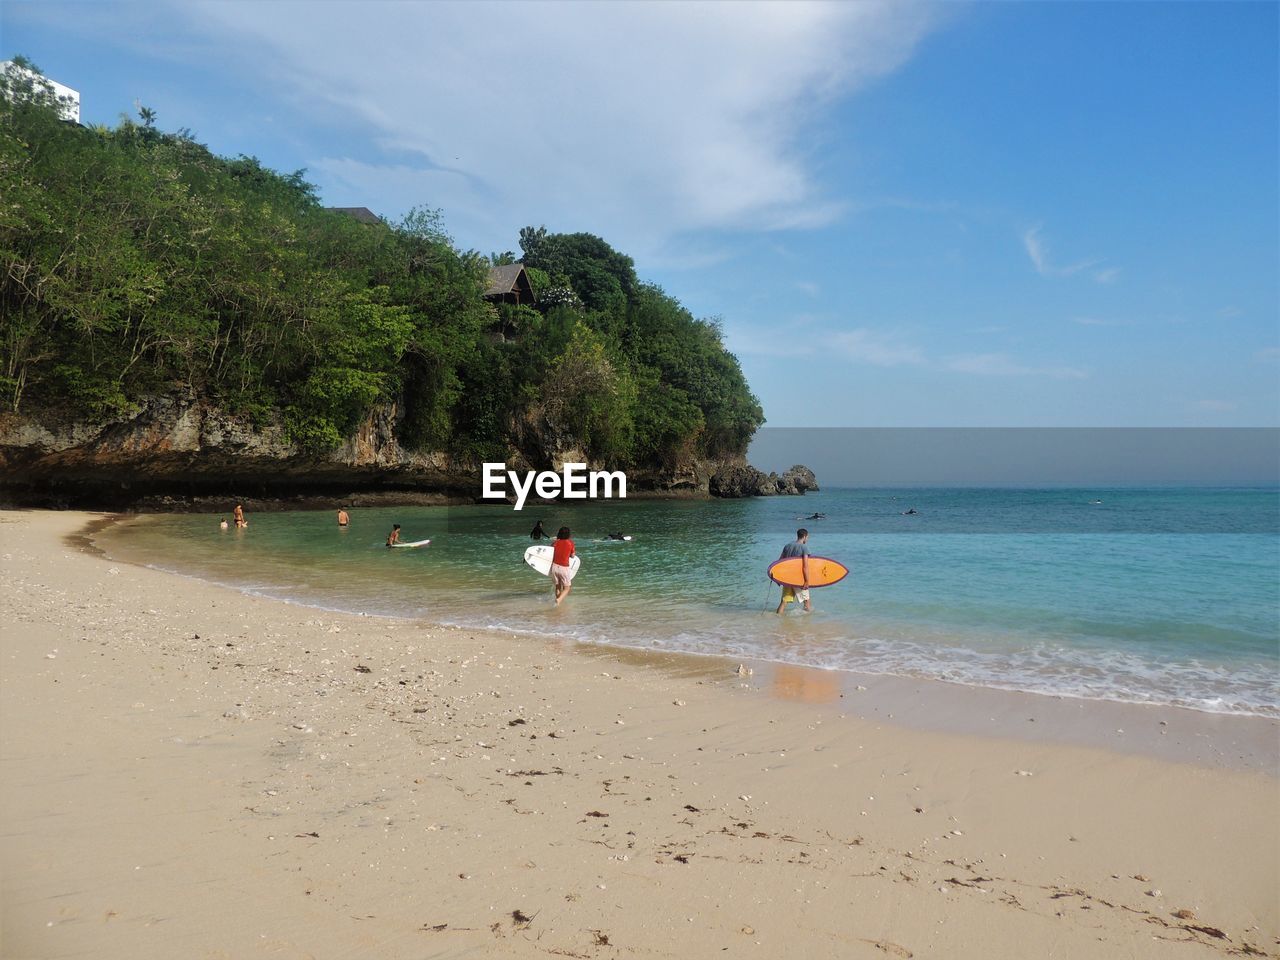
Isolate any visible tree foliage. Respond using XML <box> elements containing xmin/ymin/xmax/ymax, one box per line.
<box><xmin>0</xmin><ymin>69</ymin><xmax>763</xmax><ymax>467</ymax></box>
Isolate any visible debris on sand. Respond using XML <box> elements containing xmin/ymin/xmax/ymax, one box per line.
<box><xmin>860</xmin><ymin>940</ymin><xmax>913</xmax><ymax>958</ymax></box>
<box><xmin>1183</xmin><ymin>924</ymin><xmax>1228</xmax><ymax>941</ymax></box>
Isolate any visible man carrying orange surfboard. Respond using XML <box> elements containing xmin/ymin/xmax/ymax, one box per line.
<box><xmin>776</xmin><ymin>528</ymin><xmax>812</xmax><ymax>614</ymax></box>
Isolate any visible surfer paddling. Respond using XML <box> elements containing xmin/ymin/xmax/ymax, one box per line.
<box><xmin>775</xmin><ymin>528</ymin><xmax>812</xmax><ymax>615</ymax></box>
<box><xmin>386</xmin><ymin>524</ymin><xmax>401</xmax><ymax>547</ymax></box>
<box><xmin>551</xmin><ymin>526</ymin><xmax>576</xmax><ymax>605</ymax></box>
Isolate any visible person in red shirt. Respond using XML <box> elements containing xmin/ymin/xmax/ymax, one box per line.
<box><xmin>551</xmin><ymin>526</ymin><xmax>575</xmax><ymax>605</ymax></box>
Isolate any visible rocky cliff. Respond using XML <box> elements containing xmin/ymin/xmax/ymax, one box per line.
<box><xmin>707</xmin><ymin>462</ymin><xmax>819</xmax><ymax>498</ymax></box>
<box><xmin>0</xmin><ymin>399</ymin><xmax>815</xmax><ymax>509</ymax></box>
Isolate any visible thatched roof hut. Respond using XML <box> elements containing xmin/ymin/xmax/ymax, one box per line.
<box><xmin>484</xmin><ymin>263</ymin><xmax>535</xmax><ymax>305</ymax></box>
<box><xmin>325</xmin><ymin>206</ymin><xmax>382</xmax><ymax>225</ymax></box>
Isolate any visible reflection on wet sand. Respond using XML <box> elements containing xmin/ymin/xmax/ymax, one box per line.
<box><xmin>770</xmin><ymin>662</ymin><xmax>841</xmax><ymax>704</ymax></box>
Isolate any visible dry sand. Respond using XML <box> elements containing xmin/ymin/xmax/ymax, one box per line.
<box><xmin>1</xmin><ymin>509</ymin><xmax>1276</xmax><ymax>959</ymax></box>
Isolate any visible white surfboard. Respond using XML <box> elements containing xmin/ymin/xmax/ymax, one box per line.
<box><xmin>524</xmin><ymin>544</ymin><xmax>581</xmax><ymax>579</ymax></box>
<box><xmin>389</xmin><ymin>538</ymin><xmax>431</xmax><ymax>549</ymax></box>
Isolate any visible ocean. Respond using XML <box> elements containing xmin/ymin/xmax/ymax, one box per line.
<box><xmin>96</xmin><ymin>487</ymin><xmax>1280</xmax><ymax>719</ymax></box>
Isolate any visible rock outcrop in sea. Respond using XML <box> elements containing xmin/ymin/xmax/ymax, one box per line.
<box><xmin>708</xmin><ymin>463</ymin><xmax>819</xmax><ymax>498</ymax></box>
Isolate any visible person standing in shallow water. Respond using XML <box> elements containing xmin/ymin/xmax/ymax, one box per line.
<box><xmin>550</xmin><ymin>526</ymin><xmax>575</xmax><ymax>605</ymax></box>
<box><xmin>530</xmin><ymin>520</ymin><xmax>547</xmax><ymax>540</ymax></box>
<box><xmin>337</xmin><ymin>508</ymin><xmax>350</xmax><ymax>527</ymax></box>
<box><xmin>776</xmin><ymin>528</ymin><xmax>812</xmax><ymax>615</ymax></box>
<box><xmin>233</xmin><ymin>503</ymin><xmax>247</xmax><ymax>528</ymax></box>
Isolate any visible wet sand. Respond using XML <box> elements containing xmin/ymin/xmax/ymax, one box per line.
<box><xmin>2</xmin><ymin>510</ymin><xmax>1276</xmax><ymax>959</ymax></box>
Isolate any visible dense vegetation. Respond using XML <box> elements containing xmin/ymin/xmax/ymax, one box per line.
<box><xmin>0</xmin><ymin>58</ymin><xmax>763</xmax><ymax>468</ymax></box>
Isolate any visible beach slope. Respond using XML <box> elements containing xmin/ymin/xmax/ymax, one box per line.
<box><xmin>1</xmin><ymin>510</ymin><xmax>1275</xmax><ymax>959</ymax></box>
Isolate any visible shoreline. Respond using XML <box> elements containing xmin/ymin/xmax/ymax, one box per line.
<box><xmin>0</xmin><ymin>487</ymin><xmax>724</xmax><ymax>513</ymax></box>
<box><xmin>92</xmin><ymin>512</ymin><xmax>1280</xmax><ymax>772</ymax></box>
<box><xmin>3</xmin><ymin>509</ymin><xmax>1277</xmax><ymax>958</ymax></box>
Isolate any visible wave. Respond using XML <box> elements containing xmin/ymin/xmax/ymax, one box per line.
<box><xmin>430</xmin><ymin>609</ymin><xmax>1280</xmax><ymax>719</ymax></box>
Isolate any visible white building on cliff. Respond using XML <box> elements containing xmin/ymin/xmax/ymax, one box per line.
<box><xmin>1</xmin><ymin>60</ymin><xmax>80</xmax><ymax>123</ymax></box>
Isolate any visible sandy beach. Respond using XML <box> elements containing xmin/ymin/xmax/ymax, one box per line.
<box><xmin>1</xmin><ymin>510</ymin><xmax>1276</xmax><ymax>960</ymax></box>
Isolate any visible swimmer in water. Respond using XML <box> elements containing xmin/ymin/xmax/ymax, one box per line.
<box><xmin>337</xmin><ymin>508</ymin><xmax>350</xmax><ymax>527</ymax></box>
<box><xmin>530</xmin><ymin>520</ymin><xmax>548</xmax><ymax>540</ymax></box>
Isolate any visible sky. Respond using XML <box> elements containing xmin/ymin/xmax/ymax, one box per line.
<box><xmin>4</xmin><ymin>0</ymin><xmax>1278</xmax><ymax>430</ymax></box>
<box><xmin>748</xmin><ymin>428</ymin><xmax>1280</xmax><ymax>486</ymax></box>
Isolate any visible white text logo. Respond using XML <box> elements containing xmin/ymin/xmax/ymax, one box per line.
<box><xmin>482</xmin><ymin>463</ymin><xmax>627</xmax><ymax>511</ymax></box>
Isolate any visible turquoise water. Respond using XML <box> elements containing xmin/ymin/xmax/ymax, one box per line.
<box><xmin>98</xmin><ymin>488</ymin><xmax>1280</xmax><ymax>718</ymax></box>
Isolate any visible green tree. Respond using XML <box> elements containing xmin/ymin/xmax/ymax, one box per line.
<box><xmin>0</xmin><ymin>76</ymin><xmax>764</xmax><ymax>474</ymax></box>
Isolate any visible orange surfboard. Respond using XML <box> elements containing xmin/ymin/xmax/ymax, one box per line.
<box><xmin>767</xmin><ymin>555</ymin><xmax>849</xmax><ymax>589</ymax></box>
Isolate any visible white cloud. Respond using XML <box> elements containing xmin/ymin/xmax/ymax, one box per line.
<box><xmin>787</xmin><ymin>313</ymin><xmax>824</xmax><ymax>329</ymax></box>
<box><xmin>795</xmin><ymin>281</ymin><xmax>821</xmax><ymax>298</ymax></box>
<box><xmin>946</xmin><ymin>352</ymin><xmax>1088</xmax><ymax>380</ymax></box>
<box><xmin>832</xmin><ymin>329</ymin><xmax>925</xmax><ymax>367</ymax></box>
<box><xmin>742</xmin><ymin>323</ymin><xmax>1090</xmax><ymax>382</ymax></box>
<box><xmin>173</xmin><ymin>0</ymin><xmax>942</xmax><ymax>256</ymax></box>
<box><xmin>725</xmin><ymin>327</ymin><xmax>815</xmax><ymax>358</ymax></box>
<box><xmin>725</xmin><ymin>313</ymin><xmax>829</xmax><ymax>357</ymax></box>
<box><xmin>1021</xmin><ymin>224</ymin><xmax>1110</xmax><ymax>281</ymax></box>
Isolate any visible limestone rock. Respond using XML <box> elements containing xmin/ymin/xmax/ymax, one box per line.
<box><xmin>782</xmin><ymin>464</ymin><xmax>819</xmax><ymax>493</ymax></box>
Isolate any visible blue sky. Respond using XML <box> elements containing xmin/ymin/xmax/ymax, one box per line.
<box><xmin>5</xmin><ymin>1</ymin><xmax>1277</xmax><ymax>428</ymax></box>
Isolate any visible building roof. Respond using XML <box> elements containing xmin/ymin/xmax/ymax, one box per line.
<box><xmin>484</xmin><ymin>263</ymin><xmax>530</xmax><ymax>298</ymax></box>
<box><xmin>325</xmin><ymin>206</ymin><xmax>382</xmax><ymax>225</ymax></box>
